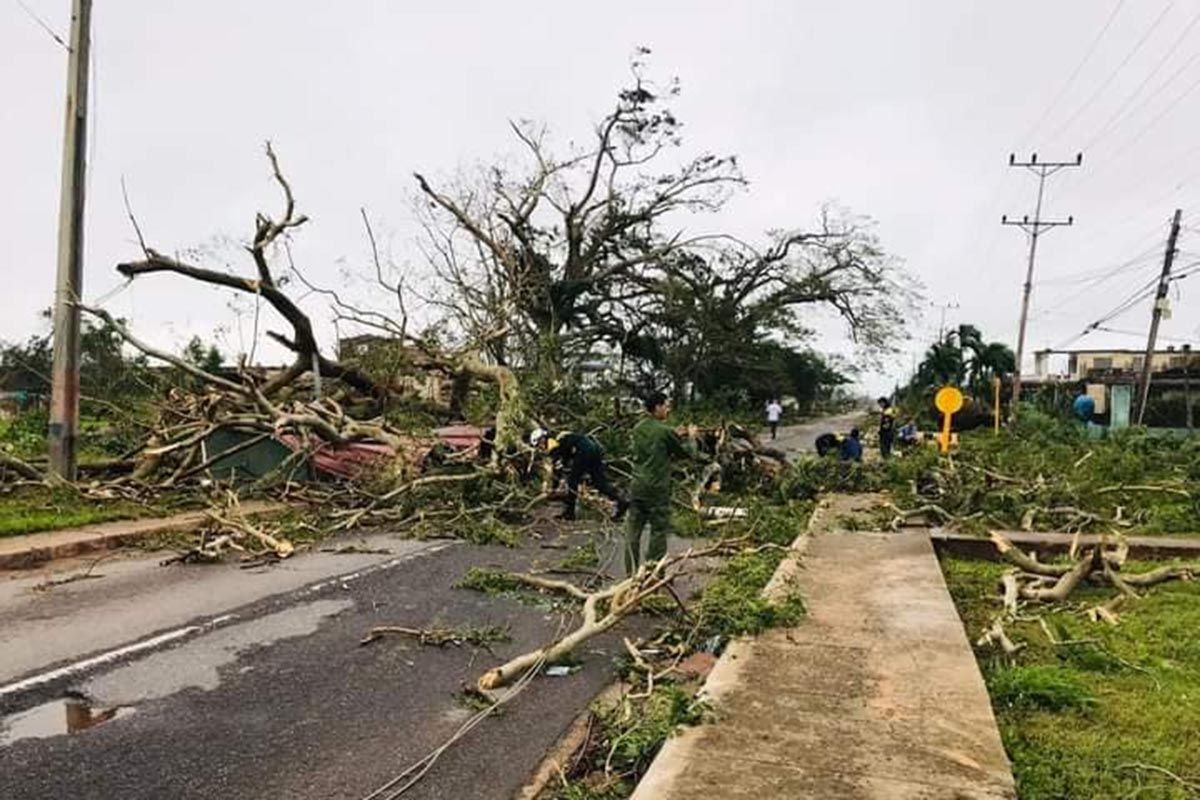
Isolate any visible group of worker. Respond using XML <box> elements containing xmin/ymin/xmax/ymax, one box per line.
<box><xmin>529</xmin><ymin>391</ymin><xmax>699</xmax><ymax>575</ymax></box>
<box><xmin>529</xmin><ymin>393</ymin><xmax>921</xmax><ymax>575</ymax></box>
<box><xmin>812</xmin><ymin>397</ymin><xmax>918</xmax><ymax>462</ymax></box>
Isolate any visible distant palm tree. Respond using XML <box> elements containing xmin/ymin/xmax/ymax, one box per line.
<box><xmin>967</xmin><ymin>341</ymin><xmax>1015</xmax><ymax>398</ymax></box>
<box><xmin>911</xmin><ymin>324</ymin><xmax>1014</xmax><ymax>404</ymax></box>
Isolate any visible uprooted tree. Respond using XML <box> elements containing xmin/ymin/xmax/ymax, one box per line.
<box><xmin>59</xmin><ymin>143</ymin><xmax>534</xmax><ymax>486</ymax></box>
<box><xmin>2</xmin><ymin>57</ymin><xmax>918</xmax><ymax>551</ymax></box>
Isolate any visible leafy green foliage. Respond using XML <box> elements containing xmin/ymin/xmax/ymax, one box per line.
<box><xmin>554</xmin><ymin>685</ymin><xmax>708</xmax><ymax>800</ymax></box>
<box><xmin>455</xmin><ymin>568</ymin><xmax>527</xmax><ymax>594</ymax></box>
<box><xmin>695</xmin><ymin>550</ymin><xmax>805</xmax><ymax>638</ymax></box>
<box><xmin>558</xmin><ymin>541</ymin><xmax>601</xmax><ymax>572</ymax></box>
<box><xmin>901</xmin><ymin>323</ymin><xmax>1014</xmax><ymax>428</ymax></box>
<box><xmin>882</xmin><ymin>418</ymin><xmax>1200</xmax><ymax>534</ymax></box>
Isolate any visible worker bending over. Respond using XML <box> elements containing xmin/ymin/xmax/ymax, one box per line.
<box><xmin>532</xmin><ymin>428</ymin><xmax>626</xmax><ymax>522</ymax></box>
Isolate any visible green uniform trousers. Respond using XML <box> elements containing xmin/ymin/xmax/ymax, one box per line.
<box><xmin>625</xmin><ymin>496</ymin><xmax>670</xmax><ymax>574</ymax></box>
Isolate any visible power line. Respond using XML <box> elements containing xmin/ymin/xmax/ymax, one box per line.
<box><xmin>1049</xmin><ymin>266</ymin><xmax>1171</xmax><ymax>350</ymax></box>
<box><xmin>1105</xmin><ymin>66</ymin><xmax>1200</xmax><ymax>161</ymax></box>
<box><xmin>1045</xmin><ymin>1</ymin><xmax>1175</xmax><ymax>146</ymax></box>
<box><xmin>1082</xmin><ymin>4</ymin><xmax>1200</xmax><ymax>151</ymax></box>
<box><xmin>1018</xmin><ymin>0</ymin><xmax>1128</xmax><ymax>147</ymax></box>
<box><xmin>1033</xmin><ymin>247</ymin><xmax>1161</xmax><ymax>318</ymax></box>
<box><xmin>1035</xmin><ymin>244</ymin><xmax>1160</xmax><ymax>286</ymax></box>
<box><xmin>11</xmin><ymin>0</ymin><xmax>68</xmax><ymax>50</ymax></box>
<box><xmin>1092</xmin><ymin>324</ymin><xmax>1194</xmax><ymax>343</ymax></box>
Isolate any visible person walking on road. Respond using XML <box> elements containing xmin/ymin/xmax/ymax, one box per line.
<box><xmin>532</xmin><ymin>429</ymin><xmax>627</xmax><ymax>522</ymax></box>
<box><xmin>626</xmin><ymin>392</ymin><xmax>698</xmax><ymax>574</ymax></box>
<box><xmin>765</xmin><ymin>398</ymin><xmax>783</xmax><ymax>440</ymax></box>
<box><xmin>877</xmin><ymin>397</ymin><xmax>897</xmax><ymax>459</ymax></box>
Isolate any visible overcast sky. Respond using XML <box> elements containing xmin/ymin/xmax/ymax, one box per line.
<box><xmin>4</xmin><ymin>0</ymin><xmax>1200</xmax><ymax>393</ymax></box>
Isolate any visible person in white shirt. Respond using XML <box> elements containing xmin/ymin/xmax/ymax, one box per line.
<box><xmin>765</xmin><ymin>398</ymin><xmax>783</xmax><ymax>440</ymax></box>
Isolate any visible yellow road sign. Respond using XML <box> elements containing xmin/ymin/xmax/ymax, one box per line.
<box><xmin>935</xmin><ymin>386</ymin><xmax>964</xmax><ymax>415</ymax></box>
<box><xmin>934</xmin><ymin>386</ymin><xmax>964</xmax><ymax>453</ymax></box>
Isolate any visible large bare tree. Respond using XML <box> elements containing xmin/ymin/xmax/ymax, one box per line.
<box><xmin>414</xmin><ymin>52</ymin><xmax>745</xmax><ymax>372</ymax></box>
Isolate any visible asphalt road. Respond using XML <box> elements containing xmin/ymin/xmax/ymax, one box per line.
<box><xmin>0</xmin><ymin>418</ymin><xmax>841</xmax><ymax>800</ymax></box>
<box><xmin>770</xmin><ymin>411</ymin><xmax>866</xmax><ymax>457</ymax></box>
<box><xmin>0</xmin><ymin>521</ymin><xmax>668</xmax><ymax>800</ymax></box>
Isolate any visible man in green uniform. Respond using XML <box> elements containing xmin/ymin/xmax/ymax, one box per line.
<box><xmin>626</xmin><ymin>392</ymin><xmax>698</xmax><ymax>574</ymax></box>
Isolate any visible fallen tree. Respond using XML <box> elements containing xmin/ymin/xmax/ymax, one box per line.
<box><xmin>472</xmin><ymin>537</ymin><xmax>771</xmax><ymax>691</ymax></box>
<box><xmin>975</xmin><ymin>531</ymin><xmax>1200</xmax><ymax>654</ymax></box>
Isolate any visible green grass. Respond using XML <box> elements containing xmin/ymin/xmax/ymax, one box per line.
<box><xmin>942</xmin><ymin>555</ymin><xmax>1200</xmax><ymax>799</ymax></box>
<box><xmin>0</xmin><ymin>486</ymin><xmax>189</xmax><ymax>537</ymax></box>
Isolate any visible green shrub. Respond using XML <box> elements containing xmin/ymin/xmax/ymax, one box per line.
<box><xmin>987</xmin><ymin>665</ymin><xmax>1096</xmax><ymax>712</ymax></box>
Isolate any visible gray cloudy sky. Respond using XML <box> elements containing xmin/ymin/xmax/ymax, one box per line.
<box><xmin>4</xmin><ymin>0</ymin><xmax>1200</xmax><ymax>393</ymax></box>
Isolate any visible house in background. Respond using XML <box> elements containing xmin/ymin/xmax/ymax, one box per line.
<box><xmin>1033</xmin><ymin>345</ymin><xmax>1197</xmax><ymax>428</ymax></box>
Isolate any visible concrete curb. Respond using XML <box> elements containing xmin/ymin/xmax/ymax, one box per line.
<box><xmin>932</xmin><ymin>529</ymin><xmax>1200</xmax><ymax>562</ymax></box>
<box><xmin>0</xmin><ymin>501</ymin><xmax>284</xmax><ymax>571</ymax></box>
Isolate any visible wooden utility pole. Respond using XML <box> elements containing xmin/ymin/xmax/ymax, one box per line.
<box><xmin>1135</xmin><ymin>208</ymin><xmax>1182</xmax><ymax>426</ymax></box>
<box><xmin>48</xmin><ymin>0</ymin><xmax>93</xmax><ymax>480</ymax></box>
<box><xmin>1002</xmin><ymin>152</ymin><xmax>1082</xmax><ymax>420</ymax></box>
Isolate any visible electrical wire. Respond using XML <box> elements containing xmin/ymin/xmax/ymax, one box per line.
<box><xmin>11</xmin><ymin>0</ymin><xmax>68</xmax><ymax>50</ymax></box>
<box><xmin>1017</xmin><ymin>0</ymin><xmax>1128</xmax><ymax>148</ymax></box>
<box><xmin>1104</xmin><ymin>62</ymin><xmax>1200</xmax><ymax>161</ymax></box>
<box><xmin>1049</xmin><ymin>272</ymin><xmax>1165</xmax><ymax>350</ymax></box>
<box><xmin>1035</xmin><ymin>244</ymin><xmax>1161</xmax><ymax>286</ymax></box>
<box><xmin>1082</xmin><ymin>14</ymin><xmax>1200</xmax><ymax>152</ymax></box>
<box><xmin>1045</xmin><ymin>1</ymin><xmax>1175</xmax><ymax>146</ymax></box>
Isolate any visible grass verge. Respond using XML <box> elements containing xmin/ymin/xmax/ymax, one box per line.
<box><xmin>941</xmin><ymin>554</ymin><xmax>1200</xmax><ymax>799</ymax></box>
<box><xmin>0</xmin><ymin>485</ymin><xmax>195</xmax><ymax>537</ymax></box>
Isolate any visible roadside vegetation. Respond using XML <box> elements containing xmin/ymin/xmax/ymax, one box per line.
<box><xmin>878</xmin><ymin>411</ymin><xmax>1199</xmax><ymax>535</ymax></box>
<box><xmin>0</xmin><ymin>484</ymin><xmax>196</xmax><ymax>537</ymax></box>
<box><xmin>943</xmin><ymin>555</ymin><xmax>1200</xmax><ymax>799</ymax></box>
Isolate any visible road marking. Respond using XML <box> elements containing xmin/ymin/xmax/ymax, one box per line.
<box><xmin>0</xmin><ymin>617</ymin><xmax>235</xmax><ymax>700</ymax></box>
<box><xmin>0</xmin><ymin>541</ymin><xmax>454</xmax><ymax>702</ymax></box>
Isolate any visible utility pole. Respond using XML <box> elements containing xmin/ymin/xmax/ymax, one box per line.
<box><xmin>48</xmin><ymin>0</ymin><xmax>93</xmax><ymax>481</ymax></box>
<box><xmin>1002</xmin><ymin>152</ymin><xmax>1082</xmax><ymax>420</ymax></box>
<box><xmin>1135</xmin><ymin>208</ymin><xmax>1182</xmax><ymax>426</ymax></box>
<box><xmin>932</xmin><ymin>300</ymin><xmax>960</xmax><ymax>339</ymax></box>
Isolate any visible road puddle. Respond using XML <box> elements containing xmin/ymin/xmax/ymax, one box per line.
<box><xmin>1</xmin><ymin>696</ymin><xmax>132</xmax><ymax>745</ymax></box>
<box><xmin>84</xmin><ymin>598</ymin><xmax>353</xmax><ymax>706</ymax></box>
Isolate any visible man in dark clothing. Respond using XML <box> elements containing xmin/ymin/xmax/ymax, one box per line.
<box><xmin>877</xmin><ymin>397</ymin><xmax>897</xmax><ymax>459</ymax></box>
<box><xmin>626</xmin><ymin>392</ymin><xmax>698</xmax><ymax>574</ymax></box>
<box><xmin>814</xmin><ymin>432</ymin><xmax>841</xmax><ymax>457</ymax></box>
<box><xmin>535</xmin><ymin>429</ymin><xmax>626</xmax><ymax>522</ymax></box>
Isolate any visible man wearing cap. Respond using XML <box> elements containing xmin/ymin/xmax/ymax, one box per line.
<box><xmin>533</xmin><ymin>428</ymin><xmax>627</xmax><ymax>522</ymax></box>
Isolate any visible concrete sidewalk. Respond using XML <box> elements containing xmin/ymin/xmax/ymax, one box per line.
<box><xmin>634</xmin><ymin>514</ymin><xmax>1015</xmax><ymax>798</ymax></box>
<box><xmin>0</xmin><ymin>501</ymin><xmax>280</xmax><ymax>570</ymax></box>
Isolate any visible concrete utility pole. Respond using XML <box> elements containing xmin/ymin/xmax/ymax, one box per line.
<box><xmin>1135</xmin><ymin>208</ymin><xmax>1182</xmax><ymax>426</ymax></box>
<box><xmin>1002</xmin><ymin>152</ymin><xmax>1082</xmax><ymax>420</ymax></box>
<box><xmin>48</xmin><ymin>0</ymin><xmax>93</xmax><ymax>480</ymax></box>
<box><xmin>932</xmin><ymin>300</ymin><xmax>960</xmax><ymax>339</ymax></box>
